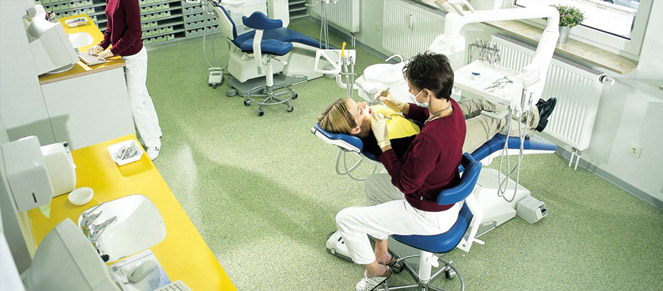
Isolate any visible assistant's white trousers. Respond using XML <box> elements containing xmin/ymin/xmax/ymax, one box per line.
<box><xmin>123</xmin><ymin>46</ymin><xmax>162</xmax><ymax>147</ymax></box>
<box><xmin>336</xmin><ymin>173</ymin><xmax>462</xmax><ymax>265</ymax></box>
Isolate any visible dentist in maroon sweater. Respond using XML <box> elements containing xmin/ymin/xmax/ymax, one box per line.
<box><xmin>89</xmin><ymin>0</ymin><xmax>163</xmax><ymax>160</ymax></box>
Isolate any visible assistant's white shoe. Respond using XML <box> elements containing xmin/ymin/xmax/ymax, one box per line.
<box><xmin>146</xmin><ymin>146</ymin><xmax>160</xmax><ymax>160</ymax></box>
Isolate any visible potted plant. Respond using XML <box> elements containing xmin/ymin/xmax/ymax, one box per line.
<box><xmin>553</xmin><ymin>4</ymin><xmax>585</xmax><ymax>44</ymax></box>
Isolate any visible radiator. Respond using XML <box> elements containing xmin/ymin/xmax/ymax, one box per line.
<box><xmin>309</xmin><ymin>0</ymin><xmax>360</xmax><ymax>33</ymax></box>
<box><xmin>489</xmin><ymin>34</ymin><xmax>605</xmax><ymax>152</ymax></box>
<box><xmin>383</xmin><ymin>0</ymin><xmax>445</xmax><ymax>59</ymax></box>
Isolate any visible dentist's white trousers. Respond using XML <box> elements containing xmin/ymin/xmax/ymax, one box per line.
<box><xmin>123</xmin><ymin>46</ymin><xmax>162</xmax><ymax>148</ymax></box>
<box><xmin>336</xmin><ymin>173</ymin><xmax>461</xmax><ymax>265</ymax></box>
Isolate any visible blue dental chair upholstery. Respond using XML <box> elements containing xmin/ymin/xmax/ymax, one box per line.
<box><xmin>312</xmin><ymin>122</ymin><xmax>557</xmax><ymax>167</ymax></box>
<box><xmin>471</xmin><ymin>134</ymin><xmax>558</xmax><ymax>162</ymax></box>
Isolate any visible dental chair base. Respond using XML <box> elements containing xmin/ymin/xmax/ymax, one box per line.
<box><xmin>473</xmin><ymin>168</ymin><xmax>540</xmax><ymax>237</ymax></box>
<box><xmin>227</xmin><ymin>44</ymin><xmax>324</xmax><ymax>84</ymax></box>
<box><xmin>227</xmin><ymin>73</ymin><xmax>306</xmax><ymax>97</ymax></box>
<box><xmin>244</xmin><ymin>81</ymin><xmax>299</xmax><ymax>116</ymax></box>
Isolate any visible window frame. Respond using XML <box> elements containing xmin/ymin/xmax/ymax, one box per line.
<box><xmin>506</xmin><ymin>0</ymin><xmax>653</xmax><ymax>59</ymax></box>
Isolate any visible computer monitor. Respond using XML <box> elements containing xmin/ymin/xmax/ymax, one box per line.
<box><xmin>21</xmin><ymin>218</ymin><xmax>121</xmax><ymax>291</ymax></box>
<box><xmin>25</xmin><ymin>9</ymin><xmax>78</xmax><ymax>75</ymax></box>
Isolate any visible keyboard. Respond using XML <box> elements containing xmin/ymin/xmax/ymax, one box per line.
<box><xmin>156</xmin><ymin>280</ymin><xmax>193</xmax><ymax>291</ymax></box>
<box><xmin>77</xmin><ymin>51</ymin><xmax>107</xmax><ymax>66</ymax></box>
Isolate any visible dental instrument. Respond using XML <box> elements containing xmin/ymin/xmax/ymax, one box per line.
<box><xmin>380</xmin><ymin>87</ymin><xmax>390</xmax><ymax>97</ymax></box>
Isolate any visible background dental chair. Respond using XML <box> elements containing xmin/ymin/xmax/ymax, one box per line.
<box><xmin>212</xmin><ymin>2</ymin><xmax>328</xmax><ymax>115</ymax></box>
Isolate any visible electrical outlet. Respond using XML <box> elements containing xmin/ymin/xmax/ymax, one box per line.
<box><xmin>374</xmin><ymin>22</ymin><xmax>380</xmax><ymax>32</ymax></box>
<box><xmin>628</xmin><ymin>143</ymin><xmax>642</xmax><ymax>158</ymax></box>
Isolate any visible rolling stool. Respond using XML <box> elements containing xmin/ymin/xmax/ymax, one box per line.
<box><xmin>380</xmin><ymin>153</ymin><xmax>484</xmax><ymax>291</ymax></box>
<box><xmin>240</xmin><ymin>12</ymin><xmax>298</xmax><ymax>116</ymax></box>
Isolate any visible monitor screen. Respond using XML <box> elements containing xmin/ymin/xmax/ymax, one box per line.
<box><xmin>25</xmin><ymin>13</ymin><xmax>78</xmax><ymax>75</ymax></box>
<box><xmin>22</xmin><ymin>218</ymin><xmax>121</xmax><ymax>291</ymax></box>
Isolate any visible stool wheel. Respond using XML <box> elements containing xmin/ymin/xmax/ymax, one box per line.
<box><xmin>444</xmin><ymin>268</ymin><xmax>456</xmax><ymax>279</ymax></box>
<box><xmin>258</xmin><ymin>109</ymin><xmax>264</xmax><ymax>116</ymax></box>
<box><xmin>226</xmin><ymin>89</ymin><xmax>237</xmax><ymax>97</ymax></box>
<box><xmin>287</xmin><ymin>106</ymin><xmax>294</xmax><ymax>112</ymax></box>
<box><xmin>292</xmin><ymin>93</ymin><xmax>298</xmax><ymax>99</ymax></box>
<box><xmin>244</xmin><ymin>99</ymin><xmax>251</xmax><ymax>106</ymax></box>
<box><xmin>391</xmin><ymin>261</ymin><xmax>404</xmax><ymax>274</ymax></box>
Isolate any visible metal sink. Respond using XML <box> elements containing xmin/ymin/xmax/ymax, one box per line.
<box><xmin>68</xmin><ymin>32</ymin><xmax>93</xmax><ymax>48</ymax></box>
<box><xmin>78</xmin><ymin>194</ymin><xmax>166</xmax><ymax>262</ymax></box>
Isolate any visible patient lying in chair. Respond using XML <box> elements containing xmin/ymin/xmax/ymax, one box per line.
<box><xmin>317</xmin><ymin>96</ymin><xmax>556</xmax><ymax>159</ymax></box>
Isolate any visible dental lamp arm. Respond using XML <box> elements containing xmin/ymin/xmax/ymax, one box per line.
<box><xmin>429</xmin><ymin>6</ymin><xmax>559</xmax><ymax>105</ymax></box>
<box><xmin>432</xmin><ymin>0</ymin><xmax>475</xmax><ymax>16</ymax></box>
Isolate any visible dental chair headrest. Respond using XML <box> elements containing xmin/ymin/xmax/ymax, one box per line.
<box><xmin>311</xmin><ymin>123</ymin><xmax>363</xmax><ymax>153</ymax></box>
<box><xmin>242</xmin><ymin>11</ymin><xmax>283</xmax><ymax>30</ymax></box>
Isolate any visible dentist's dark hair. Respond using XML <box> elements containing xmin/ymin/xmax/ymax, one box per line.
<box><xmin>403</xmin><ymin>52</ymin><xmax>454</xmax><ymax>101</ymax></box>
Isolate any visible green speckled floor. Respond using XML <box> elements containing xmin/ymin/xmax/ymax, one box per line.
<box><xmin>145</xmin><ymin>19</ymin><xmax>663</xmax><ymax>290</ymax></box>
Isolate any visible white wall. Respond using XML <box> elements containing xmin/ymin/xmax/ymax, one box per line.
<box><xmin>0</xmin><ymin>0</ymin><xmax>48</xmax><ymax>273</ymax></box>
<box><xmin>343</xmin><ymin>0</ymin><xmax>663</xmax><ymax>207</ymax></box>
<box><xmin>0</xmin><ymin>117</ymin><xmax>35</xmax><ymax>273</ymax></box>
<box><xmin>0</xmin><ymin>0</ymin><xmax>57</xmax><ymax>145</ymax></box>
<box><xmin>585</xmin><ymin>0</ymin><xmax>663</xmax><ymax>206</ymax></box>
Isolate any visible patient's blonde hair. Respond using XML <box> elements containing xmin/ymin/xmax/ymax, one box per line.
<box><xmin>318</xmin><ymin>98</ymin><xmax>356</xmax><ymax>134</ymax></box>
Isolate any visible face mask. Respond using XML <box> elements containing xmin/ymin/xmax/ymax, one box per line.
<box><xmin>410</xmin><ymin>89</ymin><xmax>428</xmax><ymax>108</ymax></box>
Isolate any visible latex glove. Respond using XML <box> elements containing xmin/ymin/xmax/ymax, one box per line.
<box><xmin>88</xmin><ymin>45</ymin><xmax>103</xmax><ymax>55</ymax></box>
<box><xmin>96</xmin><ymin>49</ymin><xmax>113</xmax><ymax>60</ymax></box>
<box><xmin>371</xmin><ymin>113</ymin><xmax>391</xmax><ymax>149</ymax></box>
<box><xmin>379</xmin><ymin>92</ymin><xmax>404</xmax><ymax>113</ymax></box>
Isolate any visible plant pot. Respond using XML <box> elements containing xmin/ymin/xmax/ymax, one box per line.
<box><xmin>558</xmin><ymin>26</ymin><xmax>571</xmax><ymax>44</ymax></box>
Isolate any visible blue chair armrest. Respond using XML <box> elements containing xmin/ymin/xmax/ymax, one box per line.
<box><xmin>438</xmin><ymin>153</ymin><xmax>481</xmax><ymax>205</ymax></box>
<box><xmin>242</xmin><ymin>12</ymin><xmax>282</xmax><ymax>30</ymax></box>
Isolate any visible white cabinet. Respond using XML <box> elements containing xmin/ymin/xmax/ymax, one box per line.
<box><xmin>41</xmin><ymin>68</ymin><xmax>135</xmax><ymax>150</ymax></box>
<box><xmin>382</xmin><ymin>0</ymin><xmax>445</xmax><ymax>59</ymax></box>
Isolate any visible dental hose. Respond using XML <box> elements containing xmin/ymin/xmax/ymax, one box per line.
<box><xmin>202</xmin><ymin>0</ymin><xmax>228</xmax><ymax>70</ymax></box>
<box><xmin>497</xmin><ymin>106</ymin><xmax>530</xmax><ymax>203</ymax></box>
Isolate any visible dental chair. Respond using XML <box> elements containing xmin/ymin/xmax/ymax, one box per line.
<box><xmin>312</xmin><ymin>121</ymin><xmax>557</xmax><ymax>242</ymax></box>
<box><xmin>212</xmin><ymin>3</ymin><xmax>328</xmax><ymax>116</ymax></box>
<box><xmin>312</xmin><ymin>122</ymin><xmax>557</xmax><ymax>176</ymax></box>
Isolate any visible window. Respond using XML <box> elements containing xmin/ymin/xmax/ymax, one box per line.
<box><xmin>512</xmin><ymin>0</ymin><xmax>652</xmax><ymax>58</ymax></box>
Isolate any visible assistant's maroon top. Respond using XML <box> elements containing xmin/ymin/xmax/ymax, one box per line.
<box><xmin>100</xmin><ymin>0</ymin><xmax>143</xmax><ymax>56</ymax></box>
